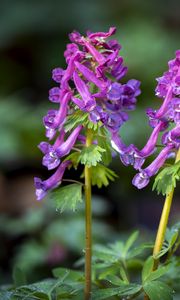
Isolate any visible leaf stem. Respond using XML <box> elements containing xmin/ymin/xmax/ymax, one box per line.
<box><xmin>152</xmin><ymin>148</ymin><xmax>180</xmax><ymax>268</ymax></box>
<box><xmin>84</xmin><ymin>128</ymin><xmax>93</xmax><ymax>300</ymax></box>
<box><xmin>62</xmin><ymin>179</ymin><xmax>84</xmax><ymax>185</ymax></box>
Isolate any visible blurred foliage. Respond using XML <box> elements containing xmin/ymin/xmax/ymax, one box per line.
<box><xmin>0</xmin><ymin>195</ymin><xmax>118</xmax><ymax>282</ymax></box>
<box><xmin>0</xmin><ymin>99</ymin><xmax>47</xmax><ymax>163</ymax></box>
<box><xmin>0</xmin><ymin>222</ymin><xmax>180</xmax><ymax>299</ymax></box>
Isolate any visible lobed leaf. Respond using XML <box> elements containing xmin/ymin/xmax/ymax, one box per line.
<box><xmin>64</xmin><ymin>110</ymin><xmax>88</xmax><ymax>132</ymax></box>
<box><xmin>64</xmin><ymin>152</ymin><xmax>81</xmax><ymax>169</ymax></box>
<box><xmin>153</xmin><ymin>161</ymin><xmax>180</xmax><ymax>196</ymax></box>
<box><xmin>97</xmin><ymin>131</ymin><xmax>112</xmax><ymax>165</ymax></box>
<box><xmin>78</xmin><ymin>145</ymin><xmax>105</xmax><ymax>167</ymax></box>
<box><xmin>91</xmin><ymin>164</ymin><xmax>118</xmax><ymax>188</ymax></box>
<box><xmin>49</xmin><ymin>183</ymin><xmax>83</xmax><ymax>213</ymax></box>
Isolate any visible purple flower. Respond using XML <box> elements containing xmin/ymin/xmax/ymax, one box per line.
<box><xmin>43</xmin><ymin>110</ymin><xmax>58</xmax><ymax>140</ymax></box>
<box><xmin>64</xmin><ymin>43</ymin><xmax>79</xmax><ymax>63</ymax></box>
<box><xmin>170</xmin><ymin>125</ymin><xmax>180</xmax><ymax>143</ymax></box>
<box><xmin>155</xmin><ymin>50</ymin><xmax>180</xmax><ymax>99</ymax></box>
<box><xmin>110</xmin><ymin>133</ymin><xmax>144</xmax><ymax>169</ymax></box>
<box><xmin>132</xmin><ymin>144</ymin><xmax>174</xmax><ymax>189</ymax></box>
<box><xmin>111</xmin><ymin>59</ymin><xmax>128</xmax><ymax>80</ymax></box>
<box><xmin>34</xmin><ymin>160</ymin><xmax>71</xmax><ymax>200</ymax></box>
<box><xmin>162</xmin><ymin>125</ymin><xmax>180</xmax><ymax>147</ymax></box>
<box><xmin>61</xmin><ymin>52</ymin><xmax>82</xmax><ymax>89</ymax></box>
<box><xmin>86</xmin><ymin>27</ymin><xmax>116</xmax><ymax>43</ymax></box>
<box><xmin>74</xmin><ymin>61</ymin><xmax>106</xmax><ymax>90</ymax></box>
<box><xmin>42</xmin><ymin>126</ymin><xmax>82</xmax><ymax>170</ymax></box>
<box><xmin>35</xmin><ymin>27</ymin><xmax>141</xmax><ymax>198</ymax></box>
<box><xmin>82</xmin><ymin>39</ymin><xmax>106</xmax><ymax>65</ymax></box>
<box><xmin>131</xmin><ymin>51</ymin><xmax>179</xmax><ymax>189</ymax></box>
<box><xmin>111</xmin><ymin>132</ymin><xmax>130</xmax><ymax>154</ymax></box>
<box><xmin>49</xmin><ymin>87</ymin><xmax>61</xmax><ymax>103</ymax></box>
<box><xmin>140</xmin><ymin>121</ymin><xmax>168</xmax><ymax>157</ymax></box>
<box><xmin>38</xmin><ymin>129</ymin><xmax>65</xmax><ymax>155</ymax></box>
<box><xmin>44</xmin><ymin>91</ymin><xmax>71</xmax><ymax>139</ymax></box>
<box><xmin>72</xmin><ymin>71</ymin><xmax>96</xmax><ymax>111</ymax></box>
<box><xmin>105</xmin><ymin>112</ymin><xmax>128</xmax><ymax>131</ymax></box>
<box><xmin>153</xmin><ymin>50</ymin><xmax>180</xmax><ymax>125</ymax></box>
<box><xmin>52</xmin><ymin>68</ymin><xmax>65</xmax><ymax>83</ymax></box>
<box><xmin>69</xmin><ymin>31</ymin><xmax>82</xmax><ymax>44</ymax></box>
<box><xmin>107</xmin><ymin>83</ymin><xmax>123</xmax><ymax>101</ymax></box>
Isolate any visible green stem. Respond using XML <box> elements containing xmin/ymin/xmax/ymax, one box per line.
<box><xmin>144</xmin><ymin>148</ymin><xmax>180</xmax><ymax>300</ymax></box>
<box><xmin>84</xmin><ymin>128</ymin><xmax>93</xmax><ymax>300</ymax></box>
<box><xmin>153</xmin><ymin>148</ymin><xmax>180</xmax><ymax>269</ymax></box>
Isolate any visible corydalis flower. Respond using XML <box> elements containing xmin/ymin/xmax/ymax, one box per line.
<box><xmin>132</xmin><ymin>51</ymin><xmax>180</xmax><ymax>189</ymax></box>
<box><xmin>35</xmin><ymin>27</ymin><xmax>141</xmax><ymax>200</ymax></box>
<box><xmin>34</xmin><ymin>161</ymin><xmax>71</xmax><ymax>200</ymax></box>
<box><xmin>41</xmin><ymin>126</ymin><xmax>82</xmax><ymax>170</ymax></box>
<box><xmin>132</xmin><ymin>145</ymin><xmax>174</xmax><ymax>189</ymax></box>
<box><xmin>62</xmin><ymin>27</ymin><xmax>140</xmax><ymax>132</ymax></box>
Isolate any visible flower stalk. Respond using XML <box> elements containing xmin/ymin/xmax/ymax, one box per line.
<box><xmin>152</xmin><ymin>148</ymin><xmax>180</xmax><ymax>269</ymax></box>
<box><xmin>84</xmin><ymin>128</ymin><xmax>93</xmax><ymax>300</ymax></box>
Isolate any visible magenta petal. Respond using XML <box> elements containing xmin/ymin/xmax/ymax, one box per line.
<box><xmin>82</xmin><ymin>39</ymin><xmax>105</xmax><ymax>64</ymax></box>
<box><xmin>87</xmin><ymin>27</ymin><xmax>116</xmax><ymax>41</ymax></box>
<box><xmin>75</xmin><ymin>61</ymin><xmax>106</xmax><ymax>89</ymax></box>
<box><xmin>73</xmin><ymin>71</ymin><xmax>96</xmax><ymax>111</ymax></box>
<box><xmin>52</xmin><ymin>68</ymin><xmax>65</xmax><ymax>83</ymax></box>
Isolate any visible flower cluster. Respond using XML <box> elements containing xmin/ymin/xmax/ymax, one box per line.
<box><xmin>34</xmin><ymin>27</ymin><xmax>141</xmax><ymax>200</ymax></box>
<box><xmin>132</xmin><ymin>50</ymin><xmax>180</xmax><ymax>189</ymax></box>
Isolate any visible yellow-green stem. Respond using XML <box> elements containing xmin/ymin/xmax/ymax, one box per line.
<box><xmin>153</xmin><ymin>148</ymin><xmax>180</xmax><ymax>268</ymax></box>
<box><xmin>84</xmin><ymin>129</ymin><xmax>93</xmax><ymax>300</ymax></box>
<box><xmin>144</xmin><ymin>148</ymin><xmax>180</xmax><ymax>300</ymax></box>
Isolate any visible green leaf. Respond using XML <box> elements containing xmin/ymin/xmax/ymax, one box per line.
<box><xmin>0</xmin><ymin>291</ymin><xmax>13</xmax><ymax>300</ymax></box>
<box><xmin>122</xmin><ymin>231</ymin><xmax>139</xmax><ymax>258</ymax></box>
<box><xmin>146</xmin><ymin>265</ymin><xmax>170</xmax><ymax>282</ymax></box>
<box><xmin>92</xmin><ymin>284</ymin><xmax>142</xmax><ymax>300</ymax></box>
<box><xmin>78</xmin><ymin>145</ymin><xmax>105</xmax><ymax>167</ymax></box>
<box><xmin>156</xmin><ymin>225</ymin><xmax>180</xmax><ymax>259</ymax></box>
<box><xmin>143</xmin><ymin>280</ymin><xmax>173</xmax><ymax>300</ymax></box>
<box><xmin>127</xmin><ymin>243</ymin><xmax>153</xmax><ymax>259</ymax></box>
<box><xmin>119</xmin><ymin>267</ymin><xmax>129</xmax><ymax>283</ymax></box>
<box><xmin>105</xmin><ymin>274</ymin><xmax>124</xmax><ymax>286</ymax></box>
<box><xmin>98</xmin><ymin>266</ymin><xmax>119</xmax><ymax>280</ymax></box>
<box><xmin>12</xmin><ymin>279</ymin><xmax>57</xmax><ymax>300</ymax></box>
<box><xmin>142</xmin><ymin>256</ymin><xmax>154</xmax><ymax>283</ymax></box>
<box><xmin>64</xmin><ymin>110</ymin><xmax>88</xmax><ymax>132</ymax></box>
<box><xmin>12</xmin><ymin>265</ymin><xmax>27</xmax><ymax>287</ymax></box>
<box><xmin>91</xmin><ymin>164</ymin><xmax>118</xmax><ymax>188</ymax></box>
<box><xmin>97</xmin><ymin>132</ymin><xmax>112</xmax><ymax>165</ymax></box>
<box><xmin>49</xmin><ymin>184</ymin><xmax>83</xmax><ymax>213</ymax></box>
<box><xmin>52</xmin><ymin>267</ymin><xmax>83</xmax><ymax>283</ymax></box>
<box><xmin>87</xmin><ymin>119</ymin><xmax>100</xmax><ymax>131</ymax></box>
<box><xmin>64</xmin><ymin>152</ymin><xmax>81</xmax><ymax>169</ymax></box>
<box><xmin>153</xmin><ymin>161</ymin><xmax>180</xmax><ymax>196</ymax></box>
<box><xmin>93</xmin><ymin>244</ymin><xmax>118</xmax><ymax>263</ymax></box>
<box><xmin>166</xmin><ymin>227</ymin><xmax>179</xmax><ymax>248</ymax></box>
